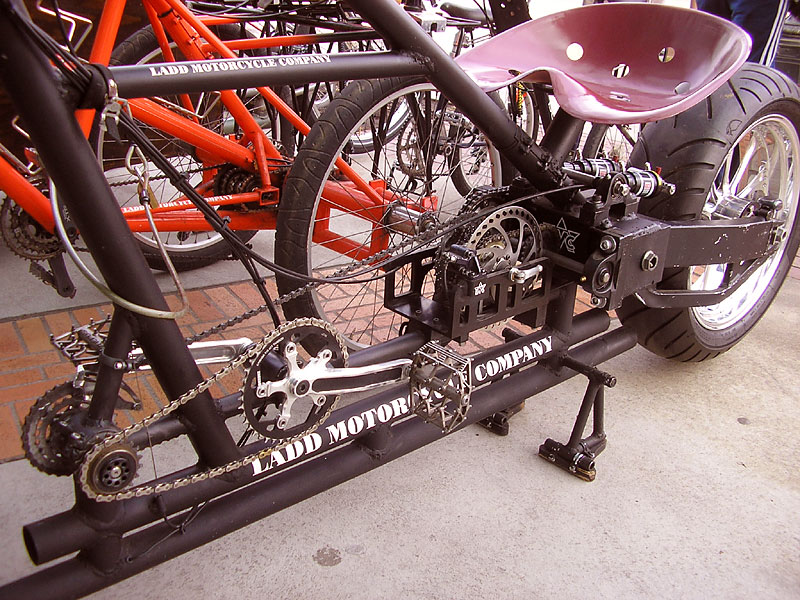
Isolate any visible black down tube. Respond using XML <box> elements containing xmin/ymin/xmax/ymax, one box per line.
<box><xmin>2</xmin><ymin>326</ymin><xmax>637</xmax><ymax>599</ymax></box>
<box><xmin>0</xmin><ymin>5</ymin><xmax>240</xmax><ymax>466</ymax></box>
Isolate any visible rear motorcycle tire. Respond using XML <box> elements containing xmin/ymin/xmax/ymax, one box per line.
<box><xmin>618</xmin><ymin>64</ymin><xmax>800</xmax><ymax>361</ymax></box>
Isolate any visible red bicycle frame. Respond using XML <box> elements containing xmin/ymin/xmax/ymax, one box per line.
<box><xmin>1</xmin><ymin>0</ymin><xmax>400</xmax><ymax>261</ymax></box>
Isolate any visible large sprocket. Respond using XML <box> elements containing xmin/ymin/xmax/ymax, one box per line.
<box><xmin>436</xmin><ymin>187</ymin><xmax>541</xmax><ymax>292</ymax></box>
<box><xmin>240</xmin><ymin>318</ymin><xmax>348</xmax><ymax>440</ymax></box>
<box><xmin>0</xmin><ymin>196</ymin><xmax>62</xmax><ymax>260</ymax></box>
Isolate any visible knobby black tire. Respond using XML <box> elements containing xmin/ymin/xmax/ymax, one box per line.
<box><xmin>618</xmin><ymin>64</ymin><xmax>800</xmax><ymax>361</ymax></box>
<box><xmin>106</xmin><ymin>25</ymin><xmax>261</xmax><ymax>271</ymax></box>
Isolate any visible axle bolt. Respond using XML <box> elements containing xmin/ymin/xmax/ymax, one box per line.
<box><xmin>612</xmin><ymin>180</ymin><xmax>630</xmax><ymax>197</ymax></box>
<box><xmin>641</xmin><ymin>250</ymin><xmax>659</xmax><ymax>271</ymax></box>
<box><xmin>590</xmin><ymin>295</ymin><xmax>607</xmax><ymax>308</ymax></box>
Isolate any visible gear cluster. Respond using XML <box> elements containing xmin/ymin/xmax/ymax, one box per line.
<box><xmin>0</xmin><ymin>196</ymin><xmax>62</xmax><ymax>260</ymax></box>
<box><xmin>436</xmin><ymin>187</ymin><xmax>542</xmax><ymax>297</ymax></box>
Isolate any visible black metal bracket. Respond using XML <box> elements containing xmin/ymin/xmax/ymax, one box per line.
<box><xmin>478</xmin><ymin>401</ymin><xmax>525</xmax><ymax>436</ymax></box>
<box><xmin>538</xmin><ymin>354</ymin><xmax>616</xmax><ymax>481</ymax></box>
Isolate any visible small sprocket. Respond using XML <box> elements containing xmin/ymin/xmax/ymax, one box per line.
<box><xmin>22</xmin><ymin>382</ymin><xmax>118</xmax><ymax>475</ymax></box>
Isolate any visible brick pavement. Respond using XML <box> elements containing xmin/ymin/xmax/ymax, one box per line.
<box><xmin>1</xmin><ymin>259</ymin><xmax>797</xmax><ymax>466</ymax></box>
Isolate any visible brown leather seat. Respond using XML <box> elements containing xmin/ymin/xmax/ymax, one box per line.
<box><xmin>455</xmin><ymin>3</ymin><xmax>750</xmax><ymax>124</ymax></box>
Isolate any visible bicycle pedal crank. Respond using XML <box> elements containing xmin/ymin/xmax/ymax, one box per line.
<box><xmin>241</xmin><ymin>318</ymin><xmax>411</xmax><ymax>440</ymax></box>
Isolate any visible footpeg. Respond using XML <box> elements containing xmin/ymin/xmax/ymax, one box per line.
<box><xmin>538</xmin><ymin>436</ymin><xmax>606</xmax><ymax>482</ymax></box>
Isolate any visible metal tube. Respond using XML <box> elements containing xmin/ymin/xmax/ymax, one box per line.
<box><xmin>567</xmin><ymin>381</ymin><xmax>600</xmax><ymax>448</ymax></box>
<box><xmin>0</xmin><ymin>3</ymin><xmax>241</xmax><ymax>473</ymax></box>
<box><xmin>20</xmin><ymin>316</ymin><xmax>625</xmax><ymax>569</ymax></box>
<box><xmin>109</xmin><ymin>52</ymin><xmax>427</xmax><ymax>99</ymax></box>
<box><xmin>87</xmin><ymin>310</ymin><xmax>134</xmax><ymax>422</ymax></box>
<box><xmin>6</xmin><ymin>326</ymin><xmax>636</xmax><ymax>599</ymax></box>
<box><xmin>540</xmin><ymin>110</ymin><xmax>587</xmax><ymax>167</ymax></box>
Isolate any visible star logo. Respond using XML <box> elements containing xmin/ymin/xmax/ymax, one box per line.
<box><xmin>556</xmin><ymin>218</ymin><xmax>580</xmax><ymax>253</ymax></box>
<box><xmin>474</xmin><ymin>281</ymin><xmax>487</xmax><ymax>296</ymax></box>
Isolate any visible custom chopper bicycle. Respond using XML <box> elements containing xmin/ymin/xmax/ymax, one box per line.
<box><xmin>1</xmin><ymin>0</ymin><xmax>798</xmax><ymax>596</ymax></box>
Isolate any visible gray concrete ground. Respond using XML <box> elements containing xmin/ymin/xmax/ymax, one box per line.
<box><xmin>0</xmin><ymin>232</ymin><xmax>276</xmax><ymax>320</ymax></box>
<box><xmin>0</xmin><ymin>278</ymin><xmax>797</xmax><ymax>599</ymax></box>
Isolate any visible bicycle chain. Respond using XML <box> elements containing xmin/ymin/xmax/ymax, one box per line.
<box><xmin>78</xmin><ymin>186</ymin><xmax>512</xmax><ymax>501</ymax></box>
<box><xmin>78</xmin><ymin>318</ymin><xmax>348</xmax><ymax>502</ymax></box>
<box><xmin>106</xmin><ymin>164</ymin><xmax>218</xmax><ymax>188</ymax></box>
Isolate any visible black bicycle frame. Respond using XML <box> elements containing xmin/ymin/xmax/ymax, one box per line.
<box><xmin>0</xmin><ymin>0</ymin><xmax>778</xmax><ymax>596</ymax></box>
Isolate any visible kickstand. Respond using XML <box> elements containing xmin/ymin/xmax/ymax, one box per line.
<box><xmin>538</xmin><ymin>354</ymin><xmax>616</xmax><ymax>481</ymax></box>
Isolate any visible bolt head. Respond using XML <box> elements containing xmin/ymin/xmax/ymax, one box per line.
<box><xmin>641</xmin><ymin>250</ymin><xmax>659</xmax><ymax>271</ymax></box>
<box><xmin>599</xmin><ymin>236</ymin><xmax>616</xmax><ymax>253</ymax></box>
<box><xmin>590</xmin><ymin>296</ymin><xmax>607</xmax><ymax>308</ymax></box>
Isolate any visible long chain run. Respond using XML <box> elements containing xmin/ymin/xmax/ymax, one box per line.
<box><xmin>184</xmin><ymin>188</ymin><xmax>506</xmax><ymax>344</ymax></box>
<box><xmin>77</xmin><ymin>190</ymin><xmax>503</xmax><ymax>502</ymax></box>
<box><xmin>78</xmin><ymin>318</ymin><xmax>348</xmax><ymax>502</ymax></box>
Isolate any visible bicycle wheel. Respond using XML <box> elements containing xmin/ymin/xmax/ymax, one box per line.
<box><xmin>97</xmin><ymin>25</ymin><xmax>273</xmax><ymax>271</ymax></box>
<box><xmin>618</xmin><ymin>64</ymin><xmax>800</xmax><ymax>361</ymax></box>
<box><xmin>582</xmin><ymin>122</ymin><xmax>639</xmax><ymax>164</ymax></box>
<box><xmin>447</xmin><ymin>84</ymin><xmax>533</xmax><ymax>195</ymax></box>
<box><xmin>275</xmin><ymin>77</ymin><xmax>479</xmax><ymax>348</ymax></box>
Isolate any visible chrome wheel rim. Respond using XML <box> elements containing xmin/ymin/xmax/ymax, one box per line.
<box><xmin>691</xmin><ymin>114</ymin><xmax>800</xmax><ymax>331</ymax></box>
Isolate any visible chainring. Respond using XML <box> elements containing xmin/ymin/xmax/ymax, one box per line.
<box><xmin>462</xmin><ymin>205</ymin><xmax>540</xmax><ymax>271</ymax></box>
<box><xmin>436</xmin><ymin>187</ymin><xmax>541</xmax><ymax>290</ymax></box>
<box><xmin>22</xmin><ymin>382</ymin><xmax>119</xmax><ymax>475</ymax></box>
<box><xmin>0</xmin><ymin>196</ymin><xmax>62</xmax><ymax>260</ymax></box>
<box><xmin>241</xmin><ymin>318</ymin><xmax>348</xmax><ymax>440</ymax></box>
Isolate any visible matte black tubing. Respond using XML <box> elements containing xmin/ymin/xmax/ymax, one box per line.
<box><xmin>5</xmin><ymin>326</ymin><xmax>637</xmax><ymax>600</ymax></box>
<box><xmin>0</xmin><ymin>8</ymin><xmax>239</xmax><ymax>466</ymax></box>
<box><xmin>347</xmin><ymin>330</ymin><xmax>429</xmax><ymax>368</ymax></box>
<box><xmin>110</xmin><ymin>52</ymin><xmax>426</xmax><ymax>99</ymax></box>
<box><xmin>345</xmin><ymin>0</ymin><xmax>557</xmax><ymax>188</ymax></box>
<box><xmin>87</xmin><ymin>310</ymin><xmax>134</xmax><ymax>422</ymax></box>
<box><xmin>488</xmin><ymin>0</ymin><xmax>532</xmax><ymax>32</ymax></box>
<box><xmin>540</xmin><ymin>110</ymin><xmax>588</xmax><ymax>167</ymax></box>
<box><xmin>22</xmin><ymin>309</ymin><xmax>610</xmax><ymax>566</ymax></box>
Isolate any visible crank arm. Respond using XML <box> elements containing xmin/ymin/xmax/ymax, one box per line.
<box><xmin>255</xmin><ymin>346</ymin><xmax>412</xmax><ymax>432</ymax></box>
<box><xmin>310</xmin><ymin>359</ymin><xmax>413</xmax><ymax>395</ymax></box>
<box><xmin>130</xmin><ymin>338</ymin><xmax>253</xmax><ymax>370</ymax></box>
